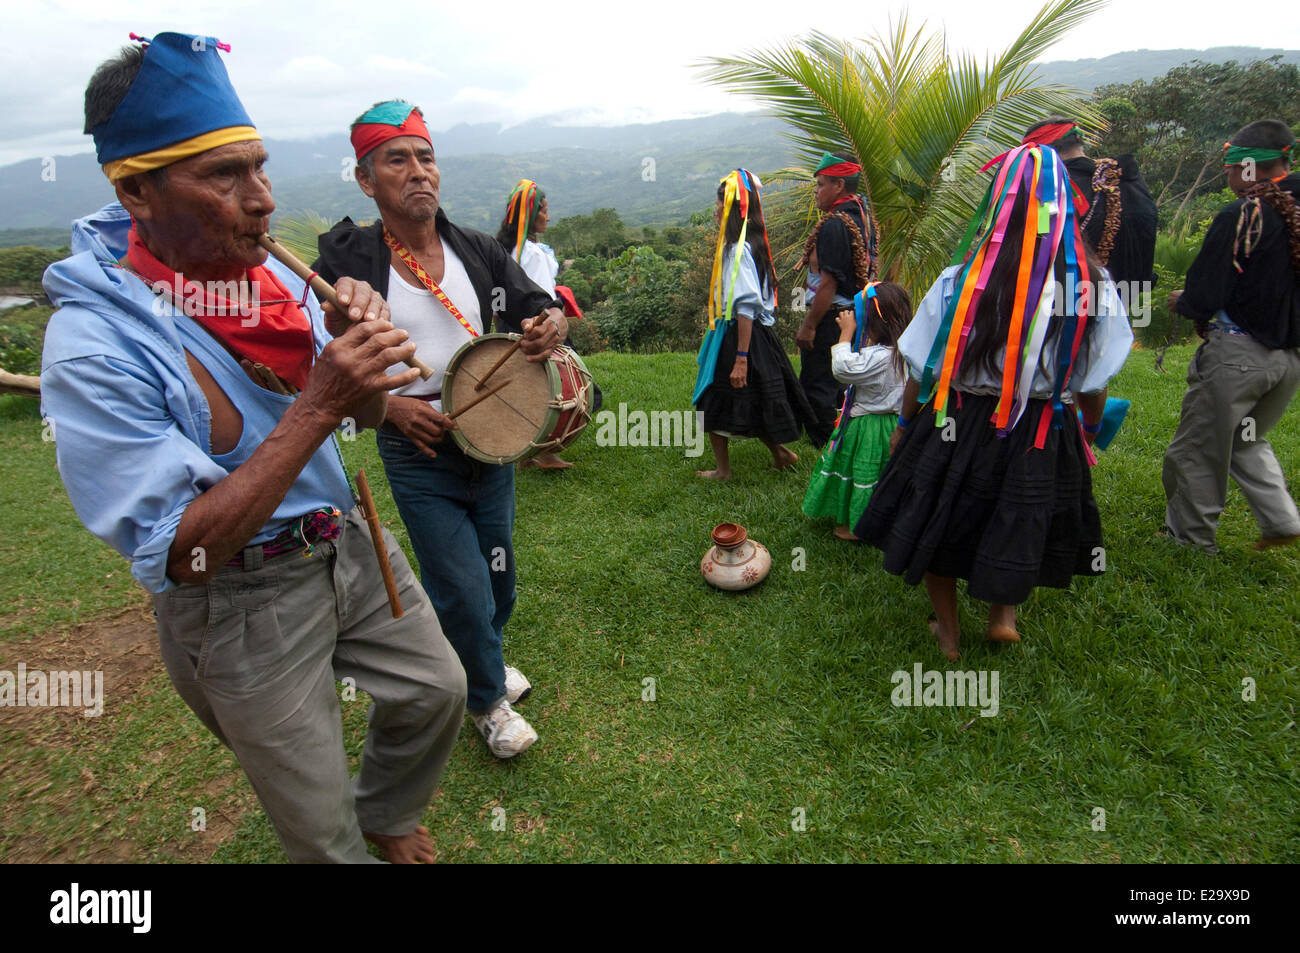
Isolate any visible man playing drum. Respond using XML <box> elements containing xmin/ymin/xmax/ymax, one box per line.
<box><xmin>41</xmin><ymin>35</ymin><xmax>467</xmax><ymax>863</ymax></box>
<box><xmin>315</xmin><ymin>101</ymin><xmax>568</xmax><ymax>758</ymax></box>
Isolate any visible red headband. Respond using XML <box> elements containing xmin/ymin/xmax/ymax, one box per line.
<box><xmin>350</xmin><ymin>109</ymin><xmax>432</xmax><ymax>161</ymax></box>
<box><xmin>1022</xmin><ymin>122</ymin><xmax>1079</xmax><ymax>147</ymax></box>
<box><xmin>818</xmin><ymin>162</ymin><xmax>862</xmax><ymax>178</ymax></box>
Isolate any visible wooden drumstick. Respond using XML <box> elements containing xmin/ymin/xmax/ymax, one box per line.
<box><xmin>474</xmin><ymin>338</ymin><xmax>522</xmax><ymax>390</ymax></box>
<box><xmin>257</xmin><ymin>234</ymin><xmax>435</xmax><ymax>381</ymax></box>
<box><xmin>448</xmin><ymin>378</ymin><xmax>513</xmax><ymax>419</ymax></box>
<box><xmin>355</xmin><ymin>468</ymin><xmax>403</xmax><ymax>619</ymax></box>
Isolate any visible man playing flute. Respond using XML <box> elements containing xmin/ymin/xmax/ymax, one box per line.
<box><xmin>40</xmin><ymin>33</ymin><xmax>466</xmax><ymax>863</ymax></box>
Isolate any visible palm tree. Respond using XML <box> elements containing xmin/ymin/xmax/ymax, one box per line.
<box><xmin>272</xmin><ymin>211</ymin><xmax>337</xmax><ymax>267</ymax></box>
<box><xmin>697</xmin><ymin>0</ymin><xmax>1107</xmax><ymax>296</ymax></box>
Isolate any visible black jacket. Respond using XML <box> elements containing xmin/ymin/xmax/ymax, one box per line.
<box><xmin>815</xmin><ymin>196</ymin><xmax>876</xmax><ymax>296</ymax></box>
<box><xmin>313</xmin><ymin>209</ymin><xmax>560</xmax><ymax>333</ymax></box>
<box><xmin>1176</xmin><ymin>173</ymin><xmax>1300</xmax><ymax>350</ymax></box>
<box><xmin>1066</xmin><ymin>154</ymin><xmax>1157</xmax><ymax>287</ymax></box>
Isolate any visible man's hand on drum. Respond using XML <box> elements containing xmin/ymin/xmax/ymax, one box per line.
<box><xmin>387</xmin><ymin>396</ymin><xmax>457</xmax><ymax>459</ymax></box>
<box><xmin>520</xmin><ymin>308</ymin><xmax>568</xmax><ymax>362</ymax></box>
<box><xmin>321</xmin><ymin>277</ymin><xmax>390</xmax><ymax>338</ymax></box>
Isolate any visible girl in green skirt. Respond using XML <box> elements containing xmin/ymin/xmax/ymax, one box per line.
<box><xmin>802</xmin><ymin>281</ymin><xmax>912</xmax><ymax>538</ymax></box>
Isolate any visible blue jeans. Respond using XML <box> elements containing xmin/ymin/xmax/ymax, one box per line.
<box><xmin>376</xmin><ymin>430</ymin><xmax>515</xmax><ymax>714</ymax></box>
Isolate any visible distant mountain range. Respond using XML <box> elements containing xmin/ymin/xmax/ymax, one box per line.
<box><xmin>3</xmin><ymin>45</ymin><xmax>1297</xmax><ymax>246</ymax></box>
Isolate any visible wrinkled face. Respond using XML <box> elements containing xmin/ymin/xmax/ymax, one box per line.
<box><xmin>534</xmin><ymin>198</ymin><xmax>550</xmax><ymax>234</ymax></box>
<box><xmin>123</xmin><ymin>140</ymin><xmax>274</xmax><ymax>277</ymax></box>
<box><xmin>357</xmin><ymin>136</ymin><xmax>440</xmax><ymax>222</ymax></box>
<box><xmin>813</xmin><ymin>174</ymin><xmax>845</xmax><ymax>212</ymax></box>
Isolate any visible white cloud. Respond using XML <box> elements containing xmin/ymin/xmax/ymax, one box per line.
<box><xmin>1</xmin><ymin>0</ymin><xmax>1297</xmax><ymax>164</ymax></box>
<box><xmin>367</xmin><ymin>55</ymin><xmax>446</xmax><ymax>78</ymax></box>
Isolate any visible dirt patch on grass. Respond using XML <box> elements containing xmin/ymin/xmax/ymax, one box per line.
<box><xmin>0</xmin><ymin>603</ymin><xmax>159</xmax><ymax>732</ymax></box>
<box><xmin>0</xmin><ymin>601</ymin><xmax>253</xmax><ymax>863</ymax></box>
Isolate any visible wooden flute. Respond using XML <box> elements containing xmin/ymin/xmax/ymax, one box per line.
<box><xmin>257</xmin><ymin>233</ymin><xmax>435</xmax><ymax>380</ymax></box>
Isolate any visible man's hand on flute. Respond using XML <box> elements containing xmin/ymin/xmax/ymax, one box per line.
<box><xmin>300</xmin><ymin>303</ymin><xmax>419</xmax><ymax>433</ymax></box>
<box><xmin>320</xmin><ymin>276</ymin><xmax>390</xmax><ymax>338</ymax></box>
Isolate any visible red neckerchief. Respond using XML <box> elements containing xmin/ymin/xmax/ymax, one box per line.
<box><xmin>833</xmin><ymin>194</ymin><xmax>872</xmax><ymax>239</ymax></box>
<box><xmin>126</xmin><ymin>226</ymin><xmax>314</xmax><ymax>390</ymax></box>
<box><xmin>383</xmin><ymin>227</ymin><xmax>479</xmax><ymax>338</ymax></box>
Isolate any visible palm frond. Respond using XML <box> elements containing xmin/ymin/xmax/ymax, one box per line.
<box><xmin>696</xmin><ymin>1</ymin><xmax>1106</xmax><ymax>297</ymax></box>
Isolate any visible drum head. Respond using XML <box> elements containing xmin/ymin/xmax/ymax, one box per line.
<box><xmin>443</xmin><ymin>334</ymin><xmax>557</xmax><ymax>464</ymax></box>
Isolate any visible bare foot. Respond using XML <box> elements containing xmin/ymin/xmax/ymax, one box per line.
<box><xmin>532</xmin><ymin>453</ymin><xmax>574</xmax><ymax>470</ymax></box>
<box><xmin>364</xmin><ymin>825</ymin><xmax>437</xmax><ymax>864</ymax></box>
<box><xmin>833</xmin><ymin>525</ymin><xmax>859</xmax><ymax>541</ymax></box>
<box><xmin>696</xmin><ymin>469</ymin><xmax>732</xmax><ymax>480</ymax></box>
<box><xmin>927</xmin><ymin>616</ymin><xmax>961</xmax><ymax>661</ymax></box>
<box><xmin>771</xmin><ymin>447</ymin><xmax>798</xmax><ymax>470</ymax></box>
<box><xmin>986</xmin><ymin>604</ymin><xmax>1020</xmax><ymax>643</ymax></box>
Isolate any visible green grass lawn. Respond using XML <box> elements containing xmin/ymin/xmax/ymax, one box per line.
<box><xmin>1</xmin><ymin>344</ymin><xmax>1297</xmax><ymax>862</ymax></box>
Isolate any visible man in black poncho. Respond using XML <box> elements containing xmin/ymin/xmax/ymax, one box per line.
<box><xmin>795</xmin><ymin>151</ymin><xmax>879</xmax><ymax>447</ymax></box>
<box><xmin>1023</xmin><ymin>117</ymin><xmax>1157</xmax><ymax>296</ymax></box>
<box><xmin>1163</xmin><ymin>119</ymin><xmax>1300</xmax><ymax>553</ymax></box>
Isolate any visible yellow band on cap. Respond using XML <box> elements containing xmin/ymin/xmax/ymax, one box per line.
<box><xmin>102</xmin><ymin>126</ymin><xmax>261</xmax><ymax>182</ymax></box>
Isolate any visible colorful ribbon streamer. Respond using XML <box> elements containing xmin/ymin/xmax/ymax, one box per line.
<box><xmin>918</xmin><ymin>143</ymin><xmax>1093</xmax><ymax>446</ymax></box>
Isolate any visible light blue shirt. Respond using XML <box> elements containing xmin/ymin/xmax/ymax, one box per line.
<box><xmin>803</xmin><ymin>270</ymin><xmax>855</xmax><ymax>310</ymax></box>
<box><xmin>717</xmin><ymin>243</ymin><xmax>776</xmax><ymax>326</ymax></box>
<box><xmin>40</xmin><ymin>203</ymin><xmax>354</xmax><ymax>594</ymax></box>
<box><xmin>899</xmin><ymin>264</ymin><xmax>1134</xmax><ymax>401</ymax></box>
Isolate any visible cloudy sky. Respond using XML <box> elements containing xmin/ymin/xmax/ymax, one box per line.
<box><xmin>2</xmin><ymin>0</ymin><xmax>1296</xmax><ymax>166</ymax></box>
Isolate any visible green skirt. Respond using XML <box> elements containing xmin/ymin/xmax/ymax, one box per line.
<box><xmin>802</xmin><ymin>411</ymin><xmax>897</xmax><ymax>528</ymax></box>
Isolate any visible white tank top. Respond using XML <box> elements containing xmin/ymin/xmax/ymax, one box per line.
<box><xmin>384</xmin><ymin>242</ymin><xmax>482</xmax><ymax>409</ymax></box>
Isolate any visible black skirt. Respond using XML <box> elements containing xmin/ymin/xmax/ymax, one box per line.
<box><xmin>695</xmin><ymin>321</ymin><xmax>816</xmax><ymax>445</ymax></box>
<box><xmin>854</xmin><ymin>392</ymin><xmax>1103</xmax><ymax>605</ymax></box>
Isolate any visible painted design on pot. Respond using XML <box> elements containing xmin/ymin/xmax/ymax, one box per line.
<box><xmin>701</xmin><ymin>522</ymin><xmax>772</xmax><ymax>591</ymax></box>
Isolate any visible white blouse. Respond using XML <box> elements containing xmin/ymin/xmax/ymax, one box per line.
<box><xmin>518</xmin><ymin>240</ymin><xmax>559</xmax><ymax>296</ymax></box>
<box><xmin>899</xmin><ymin>264</ymin><xmax>1134</xmax><ymax>401</ymax></box>
<box><xmin>831</xmin><ymin>342</ymin><xmax>905</xmax><ymax>415</ymax></box>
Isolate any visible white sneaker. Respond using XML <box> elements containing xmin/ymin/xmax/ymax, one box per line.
<box><xmin>472</xmin><ymin>700</ymin><xmax>538</xmax><ymax>759</ymax></box>
<box><xmin>504</xmin><ymin>665</ymin><xmax>532</xmax><ymax>704</ymax></box>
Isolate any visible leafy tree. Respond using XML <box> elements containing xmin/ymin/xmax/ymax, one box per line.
<box><xmin>1094</xmin><ymin>58</ymin><xmax>1300</xmax><ymax>226</ymax></box>
<box><xmin>0</xmin><ymin>246</ymin><xmax>70</xmax><ymax>289</ymax></box>
<box><xmin>594</xmin><ymin>246</ymin><xmax>691</xmax><ymax>351</ymax></box>
<box><xmin>697</xmin><ymin>1</ymin><xmax>1106</xmax><ymax>296</ymax></box>
<box><xmin>547</xmin><ymin>208</ymin><xmax>629</xmax><ymax>259</ymax></box>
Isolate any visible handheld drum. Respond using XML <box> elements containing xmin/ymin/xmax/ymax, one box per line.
<box><xmin>442</xmin><ymin>333</ymin><xmax>594</xmax><ymax>465</ymax></box>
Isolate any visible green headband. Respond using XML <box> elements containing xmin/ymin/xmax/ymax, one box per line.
<box><xmin>1223</xmin><ymin>142</ymin><xmax>1297</xmax><ymax>166</ymax></box>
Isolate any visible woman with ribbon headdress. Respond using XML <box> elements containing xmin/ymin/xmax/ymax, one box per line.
<box><xmin>496</xmin><ymin>178</ymin><xmax>594</xmax><ymax>468</ymax></box>
<box><xmin>693</xmin><ymin>170</ymin><xmax>816</xmax><ymax>479</ymax></box>
<box><xmin>855</xmin><ymin>142</ymin><xmax>1134</xmax><ymax>660</ymax></box>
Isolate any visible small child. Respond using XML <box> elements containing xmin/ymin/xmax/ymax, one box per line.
<box><xmin>802</xmin><ymin>282</ymin><xmax>912</xmax><ymax>538</ymax></box>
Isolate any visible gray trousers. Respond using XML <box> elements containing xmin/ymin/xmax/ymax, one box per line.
<box><xmin>152</xmin><ymin>505</ymin><xmax>467</xmax><ymax>863</ymax></box>
<box><xmin>1163</xmin><ymin>331</ymin><xmax>1300</xmax><ymax>552</ymax></box>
